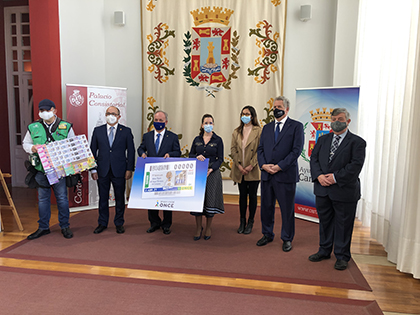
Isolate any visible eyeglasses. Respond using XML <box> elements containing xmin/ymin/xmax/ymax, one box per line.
<box><xmin>105</xmin><ymin>112</ymin><xmax>119</xmax><ymax>117</ymax></box>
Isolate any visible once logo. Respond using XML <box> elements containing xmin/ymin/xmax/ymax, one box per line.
<box><xmin>158</xmin><ymin>201</ymin><xmax>175</xmax><ymax>208</ymax></box>
<box><xmin>69</xmin><ymin>90</ymin><xmax>84</xmax><ymax>107</ymax></box>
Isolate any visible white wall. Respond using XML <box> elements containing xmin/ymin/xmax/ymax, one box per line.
<box><xmin>283</xmin><ymin>0</ymin><xmax>337</xmax><ymax>111</ymax></box>
<box><xmin>103</xmin><ymin>0</ymin><xmax>142</xmax><ymax>147</ymax></box>
<box><xmin>58</xmin><ymin>0</ymin><xmax>359</xmax><ymax>195</ymax></box>
<box><xmin>59</xmin><ymin>0</ymin><xmax>143</xmax><ymax>148</ymax></box>
<box><xmin>59</xmin><ymin>0</ymin><xmax>107</xmax><ymax>94</ymax></box>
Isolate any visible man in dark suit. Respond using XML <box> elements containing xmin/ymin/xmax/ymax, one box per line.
<box><xmin>309</xmin><ymin>108</ymin><xmax>366</xmax><ymax>270</ymax></box>
<box><xmin>256</xmin><ymin>96</ymin><xmax>304</xmax><ymax>251</ymax></box>
<box><xmin>137</xmin><ymin>110</ymin><xmax>181</xmax><ymax>235</ymax></box>
<box><xmin>90</xmin><ymin>106</ymin><xmax>135</xmax><ymax>234</ymax></box>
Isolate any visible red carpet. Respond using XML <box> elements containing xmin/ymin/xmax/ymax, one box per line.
<box><xmin>0</xmin><ymin>267</ymin><xmax>382</xmax><ymax>315</ymax></box>
<box><xmin>0</xmin><ymin>205</ymin><xmax>371</xmax><ymax>291</ymax></box>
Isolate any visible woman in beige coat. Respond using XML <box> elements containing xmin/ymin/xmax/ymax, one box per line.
<box><xmin>230</xmin><ymin>106</ymin><xmax>261</xmax><ymax>234</ymax></box>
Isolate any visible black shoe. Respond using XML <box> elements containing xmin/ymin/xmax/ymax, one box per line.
<box><xmin>162</xmin><ymin>227</ymin><xmax>171</xmax><ymax>235</ymax></box>
<box><xmin>61</xmin><ymin>227</ymin><xmax>73</xmax><ymax>239</ymax></box>
<box><xmin>93</xmin><ymin>224</ymin><xmax>107</xmax><ymax>234</ymax></box>
<box><xmin>308</xmin><ymin>252</ymin><xmax>331</xmax><ymax>262</ymax></box>
<box><xmin>256</xmin><ymin>235</ymin><xmax>273</xmax><ymax>246</ymax></box>
<box><xmin>237</xmin><ymin>219</ymin><xmax>246</xmax><ymax>234</ymax></box>
<box><xmin>244</xmin><ymin>219</ymin><xmax>254</xmax><ymax>234</ymax></box>
<box><xmin>334</xmin><ymin>259</ymin><xmax>348</xmax><ymax>270</ymax></box>
<box><xmin>116</xmin><ymin>225</ymin><xmax>125</xmax><ymax>234</ymax></box>
<box><xmin>147</xmin><ymin>225</ymin><xmax>160</xmax><ymax>233</ymax></box>
<box><xmin>193</xmin><ymin>227</ymin><xmax>203</xmax><ymax>241</ymax></box>
<box><xmin>282</xmin><ymin>240</ymin><xmax>292</xmax><ymax>252</ymax></box>
<box><xmin>27</xmin><ymin>228</ymin><xmax>51</xmax><ymax>240</ymax></box>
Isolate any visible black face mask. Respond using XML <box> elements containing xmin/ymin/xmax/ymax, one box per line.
<box><xmin>274</xmin><ymin>108</ymin><xmax>285</xmax><ymax>119</ymax></box>
<box><xmin>330</xmin><ymin>121</ymin><xmax>347</xmax><ymax>132</ymax></box>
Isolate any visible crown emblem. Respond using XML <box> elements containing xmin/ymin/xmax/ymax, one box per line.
<box><xmin>190</xmin><ymin>7</ymin><xmax>234</xmax><ymax>26</ymax></box>
<box><xmin>310</xmin><ymin>108</ymin><xmax>333</xmax><ymax>121</ymax></box>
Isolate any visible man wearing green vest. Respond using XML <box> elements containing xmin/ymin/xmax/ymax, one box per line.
<box><xmin>22</xmin><ymin>99</ymin><xmax>75</xmax><ymax>239</ymax></box>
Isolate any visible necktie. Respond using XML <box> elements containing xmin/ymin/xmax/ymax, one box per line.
<box><xmin>155</xmin><ymin>133</ymin><xmax>161</xmax><ymax>154</ymax></box>
<box><xmin>329</xmin><ymin>135</ymin><xmax>341</xmax><ymax>162</ymax></box>
<box><xmin>274</xmin><ymin>122</ymin><xmax>281</xmax><ymax>142</ymax></box>
<box><xmin>108</xmin><ymin>126</ymin><xmax>114</xmax><ymax>147</ymax></box>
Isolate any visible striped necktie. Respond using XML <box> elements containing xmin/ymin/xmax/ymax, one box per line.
<box><xmin>329</xmin><ymin>135</ymin><xmax>341</xmax><ymax>162</ymax></box>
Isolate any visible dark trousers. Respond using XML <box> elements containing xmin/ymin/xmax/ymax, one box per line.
<box><xmin>97</xmin><ymin>168</ymin><xmax>126</xmax><ymax>227</ymax></box>
<box><xmin>316</xmin><ymin>196</ymin><xmax>357</xmax><ymax>261</ymax></box>
<box><xmin>260</xmin><ymin>179</ymin><xmax>296</xmax><ymax>241</ymax></box>
<box><xmin>148</xmin><ymin>210</ymin><xmax>172</xmax><ymax>228</ymax></box>
<box><xmin>238</xmin><ymin>179</ymin><xmax>259</xmax><ymax>221</ymax></box>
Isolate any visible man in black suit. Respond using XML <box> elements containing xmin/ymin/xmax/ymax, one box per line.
<box><xmin>137</xmin><ymin>110</ymin><xmax>181</xmax><ymax>234</ymax></box>
<box><xmin>90</xmin><ymin>106</ymin><xmax>135</xmax><ymax>234</ymax></box>
<box><xmin>256</xmin><ymin>96</ymin><xmax>304</xmax><ymax>251</ymax></box>
<box><xmin>309</xmin><ymin>108</ymin><xmax>366</xmax><ymax>270</ymax></box>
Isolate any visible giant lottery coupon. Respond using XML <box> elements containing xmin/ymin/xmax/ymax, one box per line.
<box><xmin>128</xmin><ymin>157</ymin><xmax>208</xmax><ymax>212</ymax></box>
<box><xmin>142</xmin><ymin>160</ymin><xmax>196</xmax><ymax>198</ymax></box>
<box><xmin>36</xmin><ymin>135</ymin><xmax>96</xmax><ymax>185</ymax></box>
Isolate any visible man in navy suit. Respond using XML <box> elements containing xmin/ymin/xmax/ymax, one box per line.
<box><xmin>257</xmin><ymin>96</ymin><xmax>304</xmax><ymax>251</ymax></box>
<box><xmin>309</xmin><ymin>108</ymin><xmax>366</xmax><ymax>270</ymax></box>
<box><xmin>90</xmin><ymin>106</ymin><xmax>135</xmax><ymax>234</ymax></box>
<box><xmin>137</xmin><ymin>110</ymin><xmax>181</xmax><ymax>234</ymax></box>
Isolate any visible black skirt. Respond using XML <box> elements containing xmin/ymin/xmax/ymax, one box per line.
<box><xmin>191</xmin><ymin>168</ymin><xmax>224</xmax><ymax>217</ymax></box>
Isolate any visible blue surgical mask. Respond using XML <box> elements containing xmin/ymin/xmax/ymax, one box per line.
<box><xmin>204</xmin><ymin>124</ymin><xmax>213</xmax><ymax>133</ymax></box>
<box><xmin>153</xmin><ymin>121</ymin><xmax>165</xmax><ymax>131</ymax></box>
<box><xmin>241</xmin><ymin>115</ymin><xmax>251</xmax><ymax>124</ymax></box>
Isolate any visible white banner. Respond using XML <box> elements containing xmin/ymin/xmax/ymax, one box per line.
<box><xmin>66</xmin><ymin>84</ymin><xmax>127</xmax><ymax>211</ymax></box>
<box><xmin>141</xmin><ymin>0</ymin><xmax>287</xmax><ymax>175</ymax></box>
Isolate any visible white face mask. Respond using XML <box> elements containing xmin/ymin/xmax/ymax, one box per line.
<box><xmin>39</xmin><ymin>111</ymin><xmax>54</xmax><ymax>120</ymax></box>
<box><xmin>106</xmin><ymin>115</ymin><xmax>118</xmax><ymax>125</ymax></box>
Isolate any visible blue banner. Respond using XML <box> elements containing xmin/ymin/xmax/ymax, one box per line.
<box><xmin>295</xmin><ymin>87</ymin><xmax>360</xmax><ymax>222</ymax></box>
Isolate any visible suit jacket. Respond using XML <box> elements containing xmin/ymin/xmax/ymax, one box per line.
<box><xmin>230</xmin><ymin>125</ymin><xmax>262</xmax><ymax>183</ymax></box>
<box><xmin>310</xmin><ymin>131</ymin><xmax>366</xmax><ymax>202</ymax></box>
<box><xmin>137</xmin><ymin>129</ymin><xmax>181</xmax><ymax>158</ymax></box>
<box><xmin>257</xmin><ymin>118</ymin><xmax>304</xmax><ymax>183</ymax></box>
<box><xmin>90</xmin><ymin>124</ymin><xmax>135</xmax><ymax>178</ymax></box>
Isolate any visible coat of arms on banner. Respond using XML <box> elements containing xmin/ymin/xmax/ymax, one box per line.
<box><xmin>69</xmin><ymin>90</ymin><xmax>84</xmax><ymax>107</ymax></box>
<box><xmin>183</xmin><ymin>7</ymin><xmax>240</xmax><ymax>97</ymax></box>
<box><xmin>301</xmin><ymin>108</ymin><xmax>332</xmax><ymax>162</ymax></box>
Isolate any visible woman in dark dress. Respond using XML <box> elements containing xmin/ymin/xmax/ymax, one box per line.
<box><xmin>189</xmin><ymin>114</ymin><xmax>224</xmax><ymax>241</ymax></box>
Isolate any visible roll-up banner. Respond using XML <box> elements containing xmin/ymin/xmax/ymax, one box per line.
<box><xmin>66</xmin><ymin>84</ymin><xmax>127</xmax><ymax>211</ymax></box>
<box><xmin>295</xmin><ymin>87</ymin><xmax>360</xmax><ymax>222</ymax></box>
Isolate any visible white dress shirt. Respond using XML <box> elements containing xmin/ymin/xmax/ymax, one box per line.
<box><xmin>274</xmin><ymin>116</ymin><xmax>288</xmax><ymax>133</ymax></box>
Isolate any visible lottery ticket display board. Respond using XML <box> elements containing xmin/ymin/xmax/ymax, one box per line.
<box><xmin>36</xmin><ymin>135</ymin><xmax>96</xmax><ymax>185</ymax></box>
<box><xmin>128</xmin><ymin>157</ymin><xmax>209</xmax><ymax>212</ymax></box>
